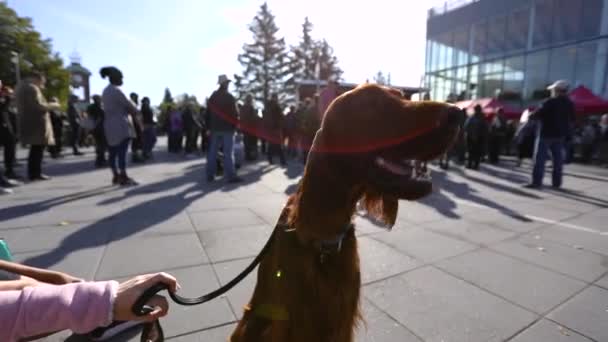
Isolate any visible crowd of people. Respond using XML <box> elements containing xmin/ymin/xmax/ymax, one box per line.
<box><xmin>0</xmin><ymin>70</ymin><xmax>341</xmax><ymax>194</ymax></box>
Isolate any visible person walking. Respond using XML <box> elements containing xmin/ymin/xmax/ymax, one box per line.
<box><xmin>100</xmin><ymin>66</ymin><xmax>138</xmax><ymax>186</ymax></box>
<box><xmin>140</xmin><ymin>96</ymin><xmax>156</xmax><ymax>160</ymax></box>
<box><xmin>205</xmin><ymin>75</ymin><xmax>241</xmax><ymax>183</ymax></box>
<box><xmin>87</xmin><ymin>95</ymin><xmax>107</xmax><ymax>167</ymax></box>
<box><xmin>464</xmin><ymin>105</ymin><xmax>488</xmax><ymax>170</ymax></box>
<box><xmin>264</xmin><ymin>93</ymin><xmax>286</xmax><ymax>166</ymax></box>
<box><xmin>524</xmin><ymin>80</ymin><xmax>576</xmax><ymax>189</ymax></box>
<box><xmin>15</xmin><ymin>71</ymin><xmax>59</xmax><ymax>181</ymax></box>
<box><xmin>67</xmin><ymin>95</ymin><xmax>84</xmax><ymax>156</ymax></box>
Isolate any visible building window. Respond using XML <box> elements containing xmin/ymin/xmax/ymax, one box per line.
<box><xmin>480</xmin><ymin>59</ymin><xmax>505</xmax><ymax>98</ymax></box>
<box><xmin>525</xmin><ymin>50</ymin><xmax>550</xmax><ymax>99</ymax></box>
<box><xmin>505</xmin><ymin>8</ymin><xmax>529</xmax><ymax>52</ymax></box>
<box><xmin>469</xmin><ymin>63</ymin><xmax>480</xmax><ymax>99</ymax></box>
<box><xmin>425</xmin><ymin>40</ymin><xmax>432</xmax><ymax>73</ymax></box>
<box><xmin>574</xmin><ymin>42</ymin><xmax>597</xmax><ymax>91</ymax></box>
<box><xmin>552</xmin><ymin>0</ymin><xmax>582</xmax><ymax>43</ymax></box>
<box><xmin>453</xmin><ymin>27</ymin><xmax>470</xmax><ymax>67</ymax></box>
<box><xmin>503</xmin><ymin>56</ymin><xmax>525</xmax><ymax>97</ymax></box>
<box><xmin>549</xmin><ymin>45</ymin><xmax>576</xmax><ymax>85</ymax></box>
<box><xmin>533</xmin><ymin>0</ymin><xmax>554</xmax><ymax>47</ymax></box>
<box><xmin>472</xmin><ymin>21</ymin><xmax>487</xmax><ymax>63</ymax></box>
<box><xmin>487</xmin><ymin>16</ymin><xmax>507</xmax><ymax>58</ymax></box>
<box><xmin>581</xmin><ymin>0</ymin><xmax>603</xmax><ymax>38</ymax></box>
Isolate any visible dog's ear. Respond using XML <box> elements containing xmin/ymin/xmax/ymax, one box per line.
<box><xmin>360</xmin><ymin>191</ymin><xmax>398</xmax><ymax>228</ymax></box>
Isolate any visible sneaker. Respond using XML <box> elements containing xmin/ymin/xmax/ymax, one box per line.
<box><xmin>29</xmin><ymin>174</ymin><xmax>51</xmax><ymax>181</ymax></box>
<box><xmin>0</xmin><ymin>178</ymin><xmax>18</xmax><ymax>187</ymax></box>
<box><xmin>0</xmin><ymin>187</ymin><xmax>13</xmax><ymax>195</ymax></box>
<box><xmin>120</xmin><ymin>176</ymin><xmax>139</xmax><ymax>186</ymax></box>
<box><xmin>4</xmin><ymin>172</ymin><xmax>23</xmax><ymax>181</ymax></box>
<box><xmin>523</xmin><ymin>183</ymin><xmax>542</xmax><ymax>189</ymax></box>
<box><xmin>87</xmin><ymin>320</ymin><xmax>143</xmax><ymax>341</ymax></box>
<box><xmin>228</xmin><ymin>176</ymin><xmax>243</xmax><ymax>183</ymax></box>
<box><xmin>112</xmin><ymin>175</ymin><xmax>120</xmax><ymax>185</ymax></box>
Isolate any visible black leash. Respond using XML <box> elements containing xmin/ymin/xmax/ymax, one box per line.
<box><xmin>132</xmin><ymin>227</ymin><xmax>278</xmax><ymax>316</ymax></box>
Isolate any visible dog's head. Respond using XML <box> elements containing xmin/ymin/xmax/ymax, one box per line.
<box><xmin>302</xmin><ymin>84</ymin><xmax>461</xmax><ymax>228</ymax></box>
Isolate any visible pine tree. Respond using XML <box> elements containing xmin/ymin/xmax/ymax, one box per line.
<box><xmin>162</xmin><ymin>87</ymin><xmax>174</xmax><ymax>104</ymax></box>
<box><xmin>237</xmin><ymin>2</ymin><xmax>291</xmax><ymax>105</ymax></box>
<box><xmin>286</xmin><ymin>17</ymin><xmax>343</xmax><ymax>104</ymax></box>
<box><xmin>315</xmin><ymin>39</ymin><xmax>342</xmax><ymax>81</ymax></box>
<box><xmin>291</xmin><ymin>17</ymin><xmax>317</xmax><ymax>80</ymax></box>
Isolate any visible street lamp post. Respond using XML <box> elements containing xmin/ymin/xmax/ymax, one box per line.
<box><xmin>11</xmin><ymin>51</ymin><xmax>20</xmax><ymax>83</ymax></box>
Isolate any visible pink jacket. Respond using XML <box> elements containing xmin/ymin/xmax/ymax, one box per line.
<box><xmin>0</xmin><ymin>281</ymin><xmax>118</xmax><ymax>342</ymax></box>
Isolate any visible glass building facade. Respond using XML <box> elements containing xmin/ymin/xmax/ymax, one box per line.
<box><xmin>425</xmin><ymin>0</ymin><xmax>608</xmax><ymax>104</ymax></box>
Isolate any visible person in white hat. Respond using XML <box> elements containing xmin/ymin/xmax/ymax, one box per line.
<box><xmin>524</xmin><ymin>80</ymin><xmax>575</xmax><ymax>189</ymax></box>
<box><xmin>205</xmin><ymin>74</ymin><xmax>242</xmax><ymax>183</ymax></box>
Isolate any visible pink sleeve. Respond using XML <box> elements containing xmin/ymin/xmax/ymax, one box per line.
<box><xmin>0</xmin><ymin>281</ymin><xmax>118</xmax><ymax>342</ymax></box>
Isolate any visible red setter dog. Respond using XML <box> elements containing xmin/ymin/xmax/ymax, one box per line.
<box><xmin>230</xmin><ymin>84</ymin><xmax>461</xmax><ymax>342</ymax></box>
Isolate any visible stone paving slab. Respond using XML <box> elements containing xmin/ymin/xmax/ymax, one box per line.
<box><xmin>364</xmin><ymin>266</ymin><xmax>538</xmax><ymax>342</ymax></box>
<box><xmin>197</xmin><ymin>225</ymin><xmax>272</xmax><ymax>263</ymax></box>
<box><xmin>422</xmin><ymin>217</ymin><xmax>518</xmax><ymax>245</ymax></box>
<box><xmin>547</xmin><ymin>285</ymin><xmax>608</xmax><ymax>341</ymax></box>
<box><xmin>96</xmin><ymin>233</ymin><xmax>209</xmax><ymax>279</ymax></box>
<box><xmin>509</xmin><ymin>319</ymin><xmax>594</xmax><ymax>342</ymax></box>
<box><xmin>372</xmin><ymin>225</ymin><xmax>478</xmax><ymax>263</ymax></box>
<box><xmin>490</xmin><ymin>233</ymin><xmax>608</xmax><ymax>283</ymax></box>
<box><xmin>436</xmin><ymin>249</ymin><xmax>587</xmax><ymax>314</ymax></box>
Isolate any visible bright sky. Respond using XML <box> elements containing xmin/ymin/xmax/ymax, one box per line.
<box><xmin>11</xmin><ymin>0</ymin><xmax>431</xmax><ymax>105</ymax></box>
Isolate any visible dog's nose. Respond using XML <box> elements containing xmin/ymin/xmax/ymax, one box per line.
<box><xmin>445</xmin><ymin>105</ymin><xmax>462</xmax><ymax>126</ymax></box>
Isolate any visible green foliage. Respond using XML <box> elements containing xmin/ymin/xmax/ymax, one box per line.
<box><xmin>236</xmin><ymin>2</ymin><xmax>291</xmax><ymax>105</ymax></box>
<box><xmin>162</xmin><ymin>87</ymin><xmax>174</xmax><ymax>104</ymax></box>
<box><xmin>0</xmin><ymin>3</ymin><xmax>69</xmax><ymax>104</ymax></box>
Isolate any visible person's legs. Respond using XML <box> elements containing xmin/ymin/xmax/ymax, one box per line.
<box><xmin>27</xmin><ymin>145</ymin><xmax>44</xmax><ymax>179</ymax></box>
<box><xmin>222</xmin><ymin>132</ymin><xmax>237</xmax><ymax>180</ymax></box>
<box><xmin>531</xmin><ymin>138</ymin><xmax>548</xmax><ymax>187</ymax></box>
<box><xmin>206</xmin><ymin>132</ymin><xmax>220</xmax><ymax>180</ymax></box>
<box><xmin>549</xmin><ymin>139</ymin><xmax>564</xmax><ymax>188</ymax></box>
<box><xmin>117</xmin><ymin>139</ymin><xmax>129</xmax><ymax>173</ymax></box>
<box><xmin>3</xmin><ymin>135</ymin><xmax>16</xmax><ymax>177</ymax></box>
<box><xmin>70</xmin><ymin>124</ymin><xmax>81</xmax><ymax>155</ymax></box>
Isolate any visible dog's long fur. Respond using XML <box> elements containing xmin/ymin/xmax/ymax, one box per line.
<box><xmin>230</xmin><ymin>84</ymin><xmax>459</xmax><ymax>342</ymax></box>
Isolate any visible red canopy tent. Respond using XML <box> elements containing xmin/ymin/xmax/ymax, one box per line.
<box><xmin>454</xmin><ymin>98</ymin><xmax>521</xmax><ymax>120</ymax></box>
<box><xmin>568</xmin><ymin>85</ymin><xmax>608</xmax><ymax>115</ymax></box>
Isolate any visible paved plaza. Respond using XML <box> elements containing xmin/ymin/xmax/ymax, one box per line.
<box><xmin>1</xmin><ymin>141</ymin><xmax>607</xmax><ymax>342</ymax></box>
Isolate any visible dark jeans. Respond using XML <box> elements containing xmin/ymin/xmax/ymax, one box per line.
<box><xmin>268</xmin><ymin>142</ymin><xmax>286</xmax><ymax>165</ymax></box>
<box><xmin>168</xmin><ymin>131</ymin><xmax>183</xmax><ymax>153</ymax></box>
<box><xmin>70</xmin><ymin>123</ymin><xmax>80</xmax><ymax>153</ymax></box>
<box><xmin>185</xmin><ymin>128</ymin><xmax>198</xmax><ymax>154</ymax></box>
<box><xmin>49</xmin><ymin>124</ymin><xmax>63</xmax><ymax>157</ymax></box>
<box><xmin>94</xmin><ymin>127</ymin><xmax>107</xmax><ymax>166</ymax></box>
<box><xmin>108</xmin><ymin>138</ymin><xmax>130</xmax><ymax>175</ymax></box>
<box><xmin>28</xmin><ymin>145</ymin><xmax>44</xmax><ymax>179</ymax></box>
<box><xmin>467</xmin><ymin>140</ymin><xmax>483</xmax><ymax>170</ymax></box>
<box><xmin>143</xmin><ymin>125</ymin><xmax>157</xmax><ymax>156</ymax></box>
<box><xmin>1</xmin><ymin>129</ymin><xmax>16</xmax><ymax>175</ymax></box>
<box><xmin>244</xmin><ymin>134</ymin><xmax>258</xmax><ymax>160</ymax></box>
<box><xmin>532</xmin><ymin>137</ymin><xmax>564</xmax><ymax>187</ymax></box>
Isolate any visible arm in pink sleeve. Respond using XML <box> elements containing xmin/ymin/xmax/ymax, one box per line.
<box><xmin>0</xmin><ymin>281</ymin><xmax>118</xmax><ymax>342</ymax></box>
